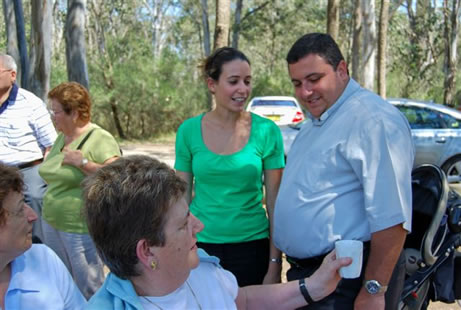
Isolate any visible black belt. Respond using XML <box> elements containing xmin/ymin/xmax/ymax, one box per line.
<box><xmin>17</xmin><ymin>158</ymin><xmax>43</xmax><ymax>170</ymax></box>
<box><xmin>287</xmin><ymin>241</ymin><xmax>371</xmax><ymax>269</ymax></box>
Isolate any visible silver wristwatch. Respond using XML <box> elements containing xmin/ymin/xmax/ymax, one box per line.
<box><xmin>81</xmin><ymin>157</ymin><xmax>89</xmax><ymax>167</ymax></box>
<box><xmin>364</xmin><ymin>280</ymin><xmax>388</xmax><ymax>294</ymax></box>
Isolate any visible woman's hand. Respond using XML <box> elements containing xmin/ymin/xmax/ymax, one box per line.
<box><xmin>62</xmin><ymin>147</ymin><xmax>84</xmax><ymax>167</ymax></box>
<box><xmin>305</xmin><ymin>250</ymin><xmax>352</xmax><ymax>302</ymax></box>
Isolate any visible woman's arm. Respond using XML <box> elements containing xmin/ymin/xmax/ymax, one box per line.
<box><xmin>176</xmin><ymin>171</ymin><xmax>193</xmax><ymax>204</ymax></box>
<box><xmin>262</xmin><ymin>168</ymin><xmax>283</xmax><ymax>284</ymax></box>
<box><xmin>235</xmin><ymin>251</ymin><xmax>351</xmax><ymax>310</ymax></box>
<box><xmin>61</xmin><ymin>147</ymin><xmax>119</xmax><ymax>175</ymax></box>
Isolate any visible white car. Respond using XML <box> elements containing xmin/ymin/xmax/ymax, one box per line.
<box><xmin>246</xmin><ymin>96</ymin><xmax>305</xmax><ymax>126</ymax></box>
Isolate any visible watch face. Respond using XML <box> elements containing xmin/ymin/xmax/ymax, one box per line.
<box><xmin>366</xmin><ymin>280</ymin><xmax>380</xmax><ymax>294</ymax></box>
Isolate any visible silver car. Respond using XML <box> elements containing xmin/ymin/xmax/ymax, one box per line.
<box><xmin>280</xmin><ymin>98</ymin><xmax>461</xmax><ymax>183</ymax></box>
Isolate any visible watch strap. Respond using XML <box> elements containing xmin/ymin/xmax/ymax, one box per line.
<box><xmin>299</xmin><ymin>278</ymin><xmax>315</xmax><ymax>304</ymax></box>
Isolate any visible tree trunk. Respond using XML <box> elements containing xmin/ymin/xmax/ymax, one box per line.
<box><xmin>361</xmin><ymin>0</ymin><xmax>376</xmax><ymax>91</ymax></box>
<box><xmin>52</xmin><ymin>0</ymin><xmax>64</xmax><ymax>57</ymax></box>
<box><xmin>109</xmin><ymin>99</ymin><xmax>126</xmax><ymax>139</ymax></box>
<box><xmin>141</xmin><ymin>0</ymin><xmax>169</xmax><ymax>59</ymax></box>
<box><xmin>213</xmin><ymin>0</ymin><xmax>230</xmax><ymax>50</ymax></box>
<box><xmin>29</xmin><ymin>0</ymin><xmax>52</xmax><ymax>101</ymax></box>
<box><xmin>327</xmin><ymin>0</ymin><xmax>340</xmax><ymax>41</ymax></box>
<box><xmin>232</xmin><ymin>0</ymin><xmax>243</xmax><ymax>48</ymax></box>
<box><xmin>65</xmin><ymin>0</ymin><xmax>89</xmax><ymax>89</ymax></box>
<box><xmin>351</xmin><ymin>0</ymin><xmax>362</xmax><ymax>84</ymax></box>
<box><xmin>3</xmin><ymin>0</ymin><xmax>21</xmax><ymax>83</ymax></box>
<box><xmin>211</xmin><ymin>0</ymin><xmax>230</xmax><ymax>111</ymax></box>
<box><xmin>13</xmin><ymin>0</ymin><xmax>29</xmax><ymax>89</ymax></box>
<box><xmin>200</xmin><ymin>0</ymin><xmax>211</xmax><ymax>57</ymax></box>
<box><xmin>443</xmin><ymin>0</ymin><xmax>460</xmax><ymax>106</ymax></box>
<box><xmin>378</xmin><ymin>0</ymin><xmax>390</xmax><ymax>98</ymax></box>
<box><xmin>199</xmin><ymin>0</ymin><xmax>212</xmax><ymax>110</ymax></box>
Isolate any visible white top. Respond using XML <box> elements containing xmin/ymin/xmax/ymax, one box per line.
<box><xmin>140</xmin><ymin>260</ymin><xmax>238</xmax><ymax>310</ymax></box>
<box><xmin>274</xmin><ymin>79</ymin><xmax>414</xmax><ymax>258</ymax></box>
<box><xmin>0</xmin><ymin>85</ymin><xmax>57</xmax><ymax>165</ymax></box>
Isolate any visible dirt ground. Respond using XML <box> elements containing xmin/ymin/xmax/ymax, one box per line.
<box><xmin>121</xmin><ymin>141</ymin><xmax>460</xmax><ymax>310</ymax></box>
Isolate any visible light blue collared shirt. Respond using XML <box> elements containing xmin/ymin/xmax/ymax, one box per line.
<box><xmin>274</xmin><ymin>78</ymin><xmax>414</xmax><ymax>258</ymax></box>
<box><xmin>4</xmin><ymin>244</ymin><xmax>86</xmax><ymax>310</ymax></box>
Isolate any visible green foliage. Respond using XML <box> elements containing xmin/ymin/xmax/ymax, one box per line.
<box><xmin>89</xmin><ymin>42</ymin><xmax>206</xmax><ymax>139</ymax></box>
<box><xmin>387</xmin><ymin>5</ymin><xmax>446</xmax><ymax>101</ymax></box>
<box><xmin>251</xmin><ymin>65</ymin><xmax>294</xmax><ymax>98</ymax></box>
<box><xmin>4</xmin><ymin>0</ymin><xmax>461</xmax><ymax>138</ymax></box>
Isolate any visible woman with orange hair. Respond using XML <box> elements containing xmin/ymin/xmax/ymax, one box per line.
<box><xmin>39</xmin><ymin>82</ymin><xmax>121</xmax><ymax>299</ymax></box>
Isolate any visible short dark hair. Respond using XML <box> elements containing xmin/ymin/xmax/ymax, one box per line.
<box><xmin>0</xmin><ymin>164</ymin><xmax>24</xmax><ymax>226</ymax></box>
<box><xmin>286</xmin><ymin>33</ymin><xmax>345</xmax><ymax>70</ymax></box>
<box><xmin>82</xmin><ymin>155</ymin><xmax>186</xmax><ymax>279</ymax></box>
<box><xmin>202</xmin><ymin>47</ymin><xmax>251</xmax><ymax>81</ymax></box>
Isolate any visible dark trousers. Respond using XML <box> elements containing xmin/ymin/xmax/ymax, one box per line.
<box><xmin>287</xmin><ymin>245</ymin><xmax>406</xmax><ymax>310</ymax></box>
<box><xmin>197</xmin><ymin>238</ymin><xmax>269</xmax><ymax>287</ymax></box>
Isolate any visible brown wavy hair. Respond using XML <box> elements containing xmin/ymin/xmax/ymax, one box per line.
<box><xmin>48</xmin><ymin>82</ymin><xmax>91</xmax><ymax>123</ymax></box>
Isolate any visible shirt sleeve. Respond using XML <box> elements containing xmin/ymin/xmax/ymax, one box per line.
<box><xmin>347</xmin><ymin>115</ymin><xmax>414</xmax><ymax>233</ymax></box>
<box><xmin>86</xmin><ymin>128</ymin><xmax>122</xmax><ymax>164</ymax></box>
<box><xmin>262</xmin><ymin>120</ymin><xmax>285</xmax><ymax>170</ymax></box>
<box><xmin>214</xmin><ymin>266</ymin><xmax>239</xmax><ymax>301</ymax></box>
<box><xmin>30</xmin><ymin>98</ymin><xmax>57</xmax><ymax>149</ymax></box>
<box><xmin>45</xmin><ymin>246</ymin><xmax>87</xmax><ymax>310</ymax></box>
<box><xmin>174</xmin><ymin>120</ymin><xmax>193</xmax><ymax>172</ymax></box>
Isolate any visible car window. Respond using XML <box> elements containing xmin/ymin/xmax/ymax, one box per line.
<box><xmin>396</xmin><ymin>105</ymin><xmax>418</xmax><ymax>127</ymax></box>
<box><xmin>251</xmin><ymin>100</ymin><xmax>297</xmax><ymax>107</ymax></box>
<box><xmin>395</xmin><ymin>105</ymin><xmax>444</xmax><ymax>129</ymax></box>
<box><xmin>440</xmin><ymin>113</ymin><xmax>461</xmax><ymax>128</ymax></box>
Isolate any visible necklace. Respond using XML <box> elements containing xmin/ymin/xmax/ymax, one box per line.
<box><xmin>142</xmin><ymin>280</ymin><xmax>202</xmax><ymax>310</ymax></box>
<box><xmin>186</xmin><ymin>280</ymin><xmax>203</xmax><ymax>310</ymax></box>
<box><xmin>142</xmin><ymin>296</ymin><xmax>163</xmax><ymax>310</ymax></box>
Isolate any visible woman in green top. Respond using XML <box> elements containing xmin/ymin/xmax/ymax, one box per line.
<box><xmin>39</xmin><ymin>82</ymin><xmax>121</xmax><ymax>299</ymax></box>
<box><xmin>175</xmin><ymin>47</ymin><xmax>285</xmax><ymax>286</ymax></box>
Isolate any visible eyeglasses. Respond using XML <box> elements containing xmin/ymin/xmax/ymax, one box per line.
<box><xmin>0</xmin><ymin>68</ymin><xmax>12</xmax><ymax>74</ymax></box>
<box><xmin>48</xmin><ymin>109</ymin><xmax>64</xmax><ymax>117</ymax></box>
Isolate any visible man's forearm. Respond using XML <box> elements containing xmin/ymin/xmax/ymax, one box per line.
<box><xmin>363</xmin><ymin>224</ymin><xmax>407</xmax><ymax>285</ymax></box>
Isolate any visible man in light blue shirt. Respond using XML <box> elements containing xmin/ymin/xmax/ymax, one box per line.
<box><xmin>274</xmin><ymin>33</ymin><xmax>414</xmax><ymax>310</ymax></box>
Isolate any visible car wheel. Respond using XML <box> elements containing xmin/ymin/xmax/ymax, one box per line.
<box><xmin>442</xmin><ymin>155</ymin><xmax>461</xmax><ymax>183</ymax></box>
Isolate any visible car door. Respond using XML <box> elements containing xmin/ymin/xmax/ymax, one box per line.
<box><xmin>396</xmin><ymin>105</ymin><xmax>451</xmax><ymax>167</ymax></box>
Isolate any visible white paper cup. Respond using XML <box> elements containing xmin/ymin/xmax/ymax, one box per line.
<box><xmin>334</xmin><ymin>240</ymin><xmax>363</xmax><ymax>279</ymax></box>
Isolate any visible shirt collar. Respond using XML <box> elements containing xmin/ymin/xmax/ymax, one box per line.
<box><xmin>0</xmin><ymin>84</ymin><xmax>19</xmax><ymax>115</ymax></box>
<box><xmin>8</xmin><ymin>250</ymin><xmax>40</xmax><ymax>293</ymax></box>
<box><xmin>105</xmin><ymin>272</ymin><xmax>143</xmax><ymax>308</ymax></box>
<box><xmin>308</xmin><ymin>78</ymin><xmax>361</xmax><ymax>126</ymax></box>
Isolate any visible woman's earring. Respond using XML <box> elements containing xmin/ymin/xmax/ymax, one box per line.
<box><xmin>151</xmin><ymin>261</ymin><xmax>157</xmax><ymax>270</ymax></box>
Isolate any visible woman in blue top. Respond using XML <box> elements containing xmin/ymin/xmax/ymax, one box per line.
<box><xmin>175</xmin><ymin>47</ymin><xmax>285</xmax><ymax>286</ymax></box>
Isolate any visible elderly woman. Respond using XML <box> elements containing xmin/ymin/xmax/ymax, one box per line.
<box><xmin>38</xmin><ymin>82</ymin><xmax>121</xmax><ymax>299</ymax></box>
<box><xmin>82</xmin><ymin>155</ymin><xmax>351</xmax><ymax>309</ymax></box>
<box><xmin>0</xmin><ymin>163</ymin><xmax>86</xmax><ymax>309</ymax></box>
